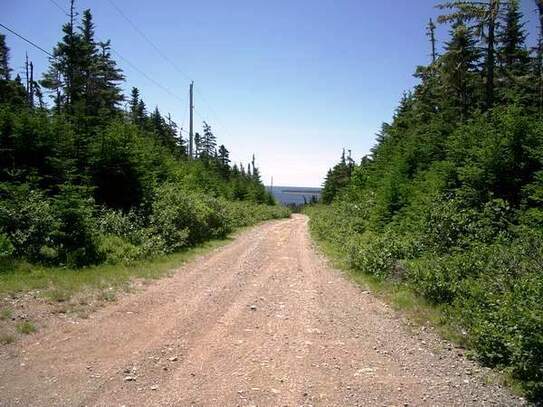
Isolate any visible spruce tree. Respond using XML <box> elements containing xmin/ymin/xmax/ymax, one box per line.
<box><xmin>95</xmin><ymin>40</ymin><xmax>124</xmax><ymax>117</ymax></box>
<box><xmin>194</xmin><ymin>132</ymin><xmax>202</xmax><ymax>158</ymax></box>
<box><xmin>439</xmin><ymin>21</ymin><xmax>481</xmax><ymax>120</ymax></box>
<box><xmin>0</xmin><ymin>34</ymin><xmax>11</xmax><ymax>81</ymax></box>
<box><xmin>438</xmin><ymin>0</ymin><xmax>501</xmax><ymax>110</ymax></box>
<box><xmin>42</xmin><ymin>0</ymin><xmax>87</xmax><ymax>114</ymax></box>
<box><xmin>497</xmin><ymin>0</ymin><xmax>528</xmax><ymax>70</ymax></box>
<box><xmin>496</xmin><ymin>0</ymin><xmax>530</xmax><ymax>104</ymax></box>
<box><xmin>201</xmin><ymin>121</ymin><xmax>216</xmax><ymax>158</ymax></box>
<box><xmin>217</xmin><ymin>144</ymin><xmax>230</xmax><ymax>178</ymax></box>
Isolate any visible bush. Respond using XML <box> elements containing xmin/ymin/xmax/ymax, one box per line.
<box><xmin>52</xmin><ymin>185</ymin><xmax>101</xmax><ymax>267</ymax></box>
<box><xmin>423</xmin><ymin>196</ymin><xmax>513</xmax><ymax>255</ymax></box>
<box><xmin>445</xmin><ymin>234</ymin><xmax>543</xmax><ymax>399</ymax></box>
<box><xmin>0</xmin><ymin>233</ymin><xmax>14</xmax><ymax>258</ymax></box>
<box><xmin>97</xmin><ymin>235</ymin><xmax>140</xmax><ymax>265</ymax></box>
<box><xmin>0</xmin><ymin>184</ymin><xmax>59</xmax><ymax>262</ymax></box>
<box><xmin>151</xmin><ymin>184</ymin><xmax>215</xmax><ymax>250</ymax></box>
<box><xmin>225</xmin><ymin>201</ymin><xmax>290</xmax><ymax>228</ymax></box>
<box><xmin>347</xmin><ymin>231</ymin><xmax>399</xmax><ymax>279</ymax></box>
<box><xmin>306</xmin><ymin>204</ymin><xmax>543</xmax><ymax>400</ymax></box>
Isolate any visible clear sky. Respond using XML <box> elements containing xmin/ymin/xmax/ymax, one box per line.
<box><xmin>3</xmin><ymin>0</ymin><xmax>541</xmax><ymax>187</ymax></box>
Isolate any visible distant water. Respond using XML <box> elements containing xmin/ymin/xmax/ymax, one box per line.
<box><xmin>266</xmin><ymin>186</ymin><xmax>321</xmax><ymax>205</ymax></box>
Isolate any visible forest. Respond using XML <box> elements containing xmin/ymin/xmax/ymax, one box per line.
<box><xmin>308</xmin><ymin>0</ymin><xmax>543</xmax><ymax>400</ymax></box>
<box><xmin>0</xmin><ymin>2</ymin><xmax>288</xmax><ymax>270</ymax></box>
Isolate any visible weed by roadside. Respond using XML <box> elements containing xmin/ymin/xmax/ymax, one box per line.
<box><xmin>16</xmin><ymin>321</ymin><xmax>36</xmax><ymax>335</ymax></box>
<box><xmin>0</xmin><ymin>332</ymin><xmax>15</xmax><ymax>344</ymax></box>
<box><xmin>0</xmin><ymin>308</ymin><xmax>12</xmax><ymax>321</ymax></box>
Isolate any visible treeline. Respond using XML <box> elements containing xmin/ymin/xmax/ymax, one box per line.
<box><xmin>0</xmin><ymin>2</ymin><xmax>288</xmax><ymax>268</ymax></box>
<box><xmin>309</xmin><ymin>0</ymin><xmax>543</xmax><ymax>400</ymax></box>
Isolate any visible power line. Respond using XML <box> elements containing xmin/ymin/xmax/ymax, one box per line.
<box><xmin>1</xmin><ymin>19</ymin><xmax>188</xmax><ymax>128</ymax></box>
<box><xmin>110</xmin><ymin>49</ymin><xmax>185</xmax><ymax>104</ymax></box>
<box><xmin>46</xmin><ymin>0</ymin><xmax>69</xmax><ymax>15</ymax></box>
<box><xmin>0</xmin><ymin>23</ymin><xmax>55</xmax><ymax>58</ymax></box>
<box><xmin>105</xmin><ymin>0</ymin><xmax>193</xmax><ymax>84</ymax></box>
<box><xmin>104</xmin><ymin>0</ymin><xmax>233</xmax><ymax>140</ymax></box>
<box><xmin>44</xmin><ymin>0</ymin><xmax>190</xmax><ymax>116</ymax></box>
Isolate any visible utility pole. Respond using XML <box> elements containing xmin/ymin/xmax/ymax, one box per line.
<box><xmin>25</xmin><ymin>53</ymin><xmax>30</xmax><ymax>101</ymax></box>
<box><xmin>189</xmin><ymin>81</ymin><xmax>194</xmax><ymax>159</ymax></box>
<box><xmin>29</xmin><ymin>61</ymin><xmax>34</xmax><ymax>108</ymax></box>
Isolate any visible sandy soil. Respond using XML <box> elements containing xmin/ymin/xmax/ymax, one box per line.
<box><xmin>0</xmin><ymin>215</ymin><xmax>525</xmax><ymax>406</ymax></box>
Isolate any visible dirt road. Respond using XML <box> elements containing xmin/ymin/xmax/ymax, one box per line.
<box><xmin>0</xmin><ymin>215</ymin><xmax>524</xmax><ymax>406</ymax></box>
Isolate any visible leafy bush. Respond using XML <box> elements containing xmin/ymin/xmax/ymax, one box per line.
<box><xmin>225</xmin><ymin>201</ymin><xmax>290</xmax><ymax>228</ymax></box>
<box><xmin>307</xmin><ymin>204</ymin><xmax>543</xmax><ymax>400</ymax></box>
<box><xmin>0</xmin><ymin>233</ymin><xmax>14</xmax><ymax>258</ymax></box>
<box><xmin>151</xmin><ymin>184</ymin><xmax>221</xmax><ymax>251</ymax></box>
<box><xmin>0</xmin><ymin>184</ymin><xmax>59</xmax><ymax>262</ymax></box>
<box><xmin>445</xmin><ymin>235</ymin><xmax>543</xmax><ymax>399</ymax></box>
<box><xmin>52</xmin><ymin>185</ymin><xmax>101</xmax><ymax>267</ymax></box>
<box><xmin>97</xmin><ymin>235</ymin><xmax>140</xmax><ymax>265</ymax></box>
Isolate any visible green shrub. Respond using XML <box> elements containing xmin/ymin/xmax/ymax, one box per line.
<box><xmin>52</xmin><ymin>185</ymin><xmax>101</xmax><ymax>267</ymax></box>
<box><xmin>150</xmin><ymin>184</ymin><xmax>207</xmax><ymax>250</ymax></box>
<box><xmin>0</xmin><ymin>233</ymin><xmax>14</xmax><ymax>258</ymax></box>
<box><xmin>97</xmin><ymin>235</ymin><xmax>140</xmax><ymax>265</ymax></box>
<box><xmin>16</xmin><ymin>321</ymin><xmax>36</xmax><ymax>335</ymax></box>
<box><xmin>306</xmin><ymin>204</ymin><xmax>543</xmax><ymax>400</ymax></box>
<box><xmin>347</xmin><ymin>231</ymin><xmax>399</xmax><ymax>279</ymax></box>
<box><xmin>0</xmin><ymin>184</ymin><xmax>59</xmax><ymax>262</ymax></box>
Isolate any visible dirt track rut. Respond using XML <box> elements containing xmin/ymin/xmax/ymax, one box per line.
<box><xmin>0</xmin><ymin>215</ymin><xmax>524</xmax><ymax>406</ymax></box>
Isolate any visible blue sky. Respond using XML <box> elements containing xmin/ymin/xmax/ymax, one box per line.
<box><xmin>3</xmin><ymin>0</ymin><xmax>541</xmax><ymax>187</ymax></box>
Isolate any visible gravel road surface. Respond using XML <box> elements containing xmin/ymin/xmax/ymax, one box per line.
<box><xmin>0</xmin><ymin>215</ymin><xmax>525</xmax><ymax>406</ymax></box>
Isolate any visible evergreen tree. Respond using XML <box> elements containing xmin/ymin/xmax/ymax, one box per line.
<box><xmin>251</xmin><ymin>154</ymin><xmax>261</xmax><ymax>182</ymax></box>
<box><xmin>536</xmin><ymin>0</ymin><xmax>543</xmax><ymax>116</ymax></box>
<box><xmin>438</xmin><ymin>0</ymin><xmax>501</xmax><ymax>109</ymax></box>
<box><xmin>42</xmin><ymin>0</ymin><xmax>87</xmax><ymax>114</ymax></box>
<box><xmin>321</xmin><ymin>150</ymin><xmax>353</xmax><ymax>204</ymax></box>
<box><xmin>129</xmin><ymin>87</ymin><xmax>141</xmax><ymax>122</ymax></box>
<box><xmin>94</xmin><ymin>40</ymin><xmax>124</xmax><ymax>117</ymax></box>
<box><xmin>80</xmin><ymin>8</ymin><xmax>98</xmax><ymax>113</ymax></box>
<box><xmin>427</xmin><ymin>18</ymin><xmax>438</xmax><ymax>64</ymax></box>
<box><xmin>194</xmin><ymin>132</ymin><xmax>202</xmax><ymax>158</ymax></box>
<box><xmin>496</xmin><ymin>0</ymin><xmax>530</xmax><ymax>103</ymax></box>
<box><xmin>0</xmin><ymin>34</ymin><xmax>26</xmax><ymax>105</ymax></box>
<box><xmin>497</xmin><ymin>0</ymin><xmax>528</xmax><ymax>70</ymax></box>
<box><xmin>217</xmin><ymin>144</ymin><xmax>230</xmax><ymax>178</ymax></box>
<box><xmin>200</xmin><ymin>121</ymin><xmax>216</xmax><ymax>158</ymax></box>
<box><xmin>0</xmin><ymin>34</ymin><xmax>11</xmax><ymax>80</ymax></box>
<box><xmin>439</xmin><ymin>21</ymin><xmax>482</xmax><ymax>120</ymax></box>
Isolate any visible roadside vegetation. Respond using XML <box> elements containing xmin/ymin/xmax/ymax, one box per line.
<box><xmin>308</xmin><ymin>0</ymin><xmax>543</xmax><ymax>401</ymax></box>
<box><xmin>0</xmin><ymin>2</ymin><xmax>289</xmax><ymax>297</ymax></box>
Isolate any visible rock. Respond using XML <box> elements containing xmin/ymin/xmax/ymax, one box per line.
<box><xmin>150</xmin><ymin>385</ymin><xmax>158</xmax><ymax>391</ymax></box>
<box><xmin>168</xmin><ymin>356</ymin><xmax>178</xmax><ymax>362</ymax></box>
<box><xmin>123</xmin><ymin>376</ymin><xmax>136</xmax><ymax>382</ymax></box>
<box><xmin>250</xmin><ymin>304</ymin><xmax>257</xmax><ymax>311</ymax></box>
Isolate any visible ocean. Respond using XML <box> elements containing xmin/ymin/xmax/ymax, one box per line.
<box><xmin>266</xmin><ymin>186</ymin><xmax>322</xmax><ymax>205</ymax></box>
